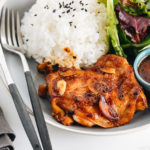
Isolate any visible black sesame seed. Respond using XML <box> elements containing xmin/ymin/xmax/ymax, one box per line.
<box><xmin>69</xmin><ymin>2</ymin><xmax>72</xmax><ymax>5</ymax></box>
<box><xmin>34</xmin><ymin>14</ymin><xmax>37</xmax><ymax>16</ymax></box>
<box><xmin>62</xmin><ymin>2</ymin><xmax>65</xmax><ymax>7</ymax></box>
<box><xmin>65</xmin><ymin>4</ymin><xmax>69</xmax><ymax>8</ymax></box>
<box><xmin>81</xmin><ymin>8</ymin><xmax>84</xmax><ymax>10</ymax></box>
<box><xmin>72</xmin><ymin>1</ymin><xmax>74</xmax><ymax>4</ymax></box>
<box><xmin>31</xmin><ymin>24</ymin><xmax>34</xmax><ymax>26</ymax></box>
<box><xmin>69</xmin><ymin>22</ymin><xmax>73</xmax><ymax>26</ymax></box>
<box><xmin>53</xmin><ymin>9</ymin><xmax>56</xmax><ymax>13</ymax></box>
<box><xmin>62</xmin><ymin>11</ymin><xmax>65</xmax><ymax>14</ymax></box>
<box><xmin>26</xmin><ymin>39</ymin><xmax>29</xmax><ymax>42</ymax></box>
<box><xmin>72</xmin><ymin>14</ymin><xmax>75</xmax><ymax>17</ymax></box>
<box><xmin>74</xmin><ymin>25</ymin><xmax>76</xmax><ymax>28</ymax></box>
<box><xmin>59</xmin><ymin>3</ymin><xmax>62</xmax><ymax>8</ymax></box>
<box><xmin>85</xmin><ymin>9</ymin><xmax>87</xmax><ymax>12</ymax></box>
<box><xmin>73</xmin><ymin>9</ymin><xmax>76</xmax><ymax>11</ymax></box>
<box><xmin>67</xmin><ymin>10</ymin><xmax>70</xmax><ymax>13</ymax></box>
<box><xmin>79</xmin><ymin>0</ymin><xmax>84</xmax><ymax>6</ymax></box>
<box><xmin>44</xmin><ymin>5</ymin><xmax>49</xmax><ymax>9</ymax></box>
<box><xmin>59</xmin><ymin>15</ymin><xmax>61</xmax><ymax>18</ymax></box>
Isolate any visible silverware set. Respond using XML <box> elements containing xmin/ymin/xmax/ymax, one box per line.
<box><xmin>0</xmin><ymin>6</ymin><xmax>52</xmax><ymax>150</ymax></box>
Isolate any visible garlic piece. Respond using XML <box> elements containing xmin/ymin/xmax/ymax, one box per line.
<box><xmin>57</xmin><ymin>80</ymin><xmax>66</xmax><ymax>95</ymax></box>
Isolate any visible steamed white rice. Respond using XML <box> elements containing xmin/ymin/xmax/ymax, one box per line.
<box><xmin>21</xmin><ymin>0</ymin><xmax>108</xmax><ymax>68</ymax></box>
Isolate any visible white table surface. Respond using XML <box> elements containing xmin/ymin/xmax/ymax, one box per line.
<box><xmin>0</xmin><ymin>67</ymin><xmax>150</xmax><ymax>150</ymax></box>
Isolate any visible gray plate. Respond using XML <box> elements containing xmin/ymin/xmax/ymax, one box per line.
<box><xmin>4</xmin><ymin>0</ymin><xmax>150</xmax><ymax>135</ymax></box>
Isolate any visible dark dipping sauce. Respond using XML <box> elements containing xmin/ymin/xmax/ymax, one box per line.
<box><xmin>138</xmin><ymin>55</ymin><xmax>150</xmax><ymax>83</ymax></box>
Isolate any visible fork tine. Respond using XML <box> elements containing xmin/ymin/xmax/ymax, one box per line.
<box><xmin>11</xmin><ymin>9</ymin><xmax>18</xmax><ymax>47</ymax></box>
<box><xmin>0</xmin><ymin>7</ymin><xmax>7</xmax><ymax>45</ymax></box>
<box><xmin>16</xmin><ymin>10</ymin><xmax>23</xmax><ymax>46</ymax></box>
<box><xmin>6</xmin><ymin>8</ymin><xmax>13</xmax><ymax>46</ymax></box>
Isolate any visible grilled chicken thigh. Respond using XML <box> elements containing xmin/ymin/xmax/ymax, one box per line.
<box><xmin>38</xmin><ymin>54</ymin><xmax>147</xmax><ymax>128</ymax></box>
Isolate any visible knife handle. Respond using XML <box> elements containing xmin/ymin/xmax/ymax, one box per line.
<box><xmin>25</xmin><ymin>71</ymin><xmax>52</xmax><ymax>150</ymax></box>
<box><xmin>8</xmin><ymin>83</ymin><xmax>42</xmax><ymax>150</ymax></box>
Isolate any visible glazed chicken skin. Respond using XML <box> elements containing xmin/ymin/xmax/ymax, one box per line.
<box><xmin>38</xmin><ymin>54</ymin><xmax>148</xmax><ymax>128</ymax></box>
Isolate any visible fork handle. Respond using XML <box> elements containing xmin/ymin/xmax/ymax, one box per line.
<box><xmin>8</xmin><ymin>83</ymin><xmax>42</xmax><ymax>150</ymax></box>
<box><xmin>25</xmin><ymin>71</ymin><xmax>52</xmax><ymax>150</ymax></box>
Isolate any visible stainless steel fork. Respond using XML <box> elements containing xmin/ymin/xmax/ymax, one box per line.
<box><xmin>1</xmin><ymin>7</ymin><xmax>52</xmax><ymax>150</ymax></box>
<box><xmin>0</xmin><ymin>7</ymin><xmax>42</xmax><ymax>150</ymax></box>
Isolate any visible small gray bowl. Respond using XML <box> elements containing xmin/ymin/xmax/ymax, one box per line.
<box><xmin>134</xmin><ymin>48</ymin><xmax>150</xmax><ymax>91</ymax></box>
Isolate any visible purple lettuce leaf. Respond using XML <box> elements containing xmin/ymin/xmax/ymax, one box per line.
<box><xmin>115</xmin><ymin>4</ymin><xmax>150</xmax><ymax>43</ymax></box>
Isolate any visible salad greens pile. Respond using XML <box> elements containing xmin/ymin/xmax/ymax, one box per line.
<box><xmin>107</xmin><ymin>0</ymin><xmax>127</xmax><ymax>57</ymax></box>
<box><xmin>99</xmin><ymin>0</ymin><xmax>150</xmax><ymax>60</ymax></box>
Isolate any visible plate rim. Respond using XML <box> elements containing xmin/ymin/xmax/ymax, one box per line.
<box><xmin>26</xmin><ymin>105</ymin><xmax>150</xmax><ymax>136</ymax></box>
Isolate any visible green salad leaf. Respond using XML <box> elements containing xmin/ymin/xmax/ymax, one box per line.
<box><xmin>113</xmin><ymin>0</ymin><xmax>119</xmax><ymax>6</ymax></box>
<box><xmin>107</xmin><ymin>0</ymin><xmax>126</xmax><ymax>57</ymax></box>
<box><xmin>98</xmin><ymin>0</ymin><xmax>118</xmax><ymax>7</ymax></box>
<box><xmin>130</xmin><ymin>0</ymin><xmax>146</xmax><ymax>3</ymax></box>
<box><xmin>98</xmin><ymin>0</ymin><xmax>107</xmax><ymax>6</ymax></box>
<box><xmin>117</xmin><ymin>25</ymin><xmax>131</xmax><ymax>44</ymax></box>
<box><xmin>120</xmin><ymin>0</ymin><xmax>150</xmax><ymax>17</ymax></box>
<box><xmin>121</xmin><ymin>34</ymin><xmax>150</xmax><ymax>49</ymax></box>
